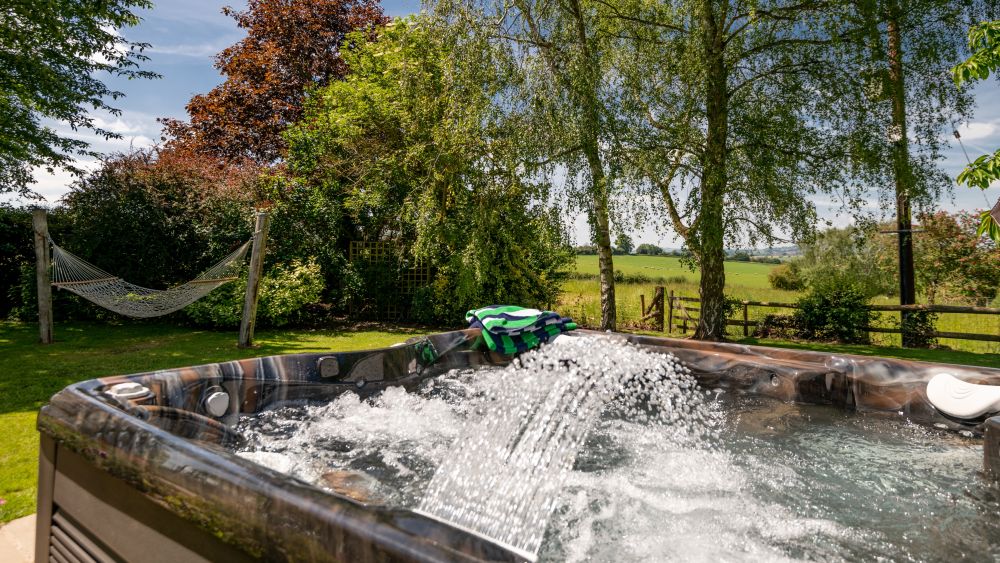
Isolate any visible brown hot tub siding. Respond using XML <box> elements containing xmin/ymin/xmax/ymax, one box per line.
<box><xmin>35</xmin><ymin>329</ymin><xmax>1000</xmax><ymax>563</ymax></box>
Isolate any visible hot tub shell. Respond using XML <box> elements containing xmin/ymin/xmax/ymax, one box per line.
<box><xmin>35</xmin><ymin>329</ymin><xmax>1000</xmax><ymax>562</ymax></box>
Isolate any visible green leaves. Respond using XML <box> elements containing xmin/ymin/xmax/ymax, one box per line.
<box><xmin>952</xmin><ymin>20</ymin><xmax>1000</xmax><ymax>242</ymax></box>
<box><xmin>977</xmin><ymin>207</ymin><xmax>1000</xmax><ymax>243</ymax></box>
<box><xmin>956</xmin><ymin>149</ymin><xmax>1000</xmax><ymax>190</ymax></box>
<box><xmin>952</xmin><ymin>21</ymin><xmax>1000</xmax><ymax>86</ymax></box>
<box><xmin>285</xmin><ymin>16</ymin><xmax>573</xmax><ymax>321</ymax></box>
<box><xmin>0</xmin><ymin>0</ymin><xmax>158</xmax><ymax>198</ymax></box>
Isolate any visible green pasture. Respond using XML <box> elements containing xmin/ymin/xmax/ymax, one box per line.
<box><xmin>573</xmin><ymin>254</ymin><xmax>778</xmax><ymax>289</ymax></box>
<box><xmin>562</xmin><ymin>255</ymin><xmax>1000</xmax><ymax>355</ymax></box>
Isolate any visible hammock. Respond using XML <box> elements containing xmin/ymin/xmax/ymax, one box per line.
<box><xmin>49</xmin><ymin>238</ymin><xmax>251</xmax><ymax>318</ymax></box>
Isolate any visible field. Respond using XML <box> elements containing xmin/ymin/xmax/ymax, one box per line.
<box><xmin>560</xmin><ymin>255</ymin><xmax>1000</xmax><ymax>355</ymax></box>
<box><xmin>571</xmin><ymin>254</ymin><xmax>777</xmax><ymax>289</ymax></box>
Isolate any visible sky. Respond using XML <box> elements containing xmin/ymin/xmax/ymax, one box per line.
<box><xmin>19</xmin><ymin>0</ymin><xmax>1000</xmax><ymax>249</ymax></box>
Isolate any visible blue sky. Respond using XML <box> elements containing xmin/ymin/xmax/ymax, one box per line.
<box><xmin>24</xmin><ymin>0</ymin><xmax>1000</xmax><ymax>249</ymax></box>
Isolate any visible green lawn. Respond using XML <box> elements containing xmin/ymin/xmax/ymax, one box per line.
<box><xmin>736</xmin><ymin>337</ymin><xmax>1000</xmax><ymax>368</ymax></box>
<box><xmin>0</xmin><ymin>321</ymin><xmax>432</xmax><ymax>524</ymax></box>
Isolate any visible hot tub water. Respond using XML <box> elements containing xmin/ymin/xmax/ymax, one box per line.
<box><xmin>234</xmin><ymin>335</ymin><xmax>1000</xmax><ymax>561</ymax></box>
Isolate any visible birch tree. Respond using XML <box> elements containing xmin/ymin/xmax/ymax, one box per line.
<box><xmin>437</xmin><ymin>0</ymin><xmax>623</xmax><ymax>329</ymax></box>
<box><xmin>612</xmin><ymin>0</ymin><xmax>845</xmax><ymax>340</ymax></box>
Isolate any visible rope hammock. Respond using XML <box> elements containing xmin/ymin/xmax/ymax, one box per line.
<box><xmin>48</xmin><ymin>238</ymin><xmax>251</xmax><ymax>318</ymax></box>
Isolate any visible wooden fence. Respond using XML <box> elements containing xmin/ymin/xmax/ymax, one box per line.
<box><xmin>640</xmin><ymin>287</ymin><xmax>1000</xmax><ymax>346</ymax></box>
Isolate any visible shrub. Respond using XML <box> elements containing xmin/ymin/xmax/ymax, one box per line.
<box><xmin>184</xmin><ymin>259</ymin><xmax>324</xmax><ymax>328</ymax></box>
<box><xmin>59</xmin><ymin>149</ymin><xmax>256</xmax><ymax>290</ymax></box>
<box><xmin>797</xmin><ymin>226</ymin><xmax>896</xmax><ymax>298</ymax></box>
<box><xmin>614</xmin><ymin>270</ymin><xmax>655</xmax><ymax>284</ymax></box>
<box><xmin>754</xmin><ymin>313</ymin><xmax>800</xmax><ymax>339</ymax></box>
<box><xmin>900</xmin><ymin>310</ymin><xmax>938</xmax><ymax>349</ymax></box>
<box><xmin>793</xmin><ymin>278</ymin><xmax>874</xmax><ymax>343</ymax></box>
<box><xmin>0</xmin><ymin>205</ymin><xmax>33</xmax><ymax>319</ymax></box>
<box><xmin>769</xmin><ymin>261</ymin><xmax>806</xmax><ymax>291</ymax></box>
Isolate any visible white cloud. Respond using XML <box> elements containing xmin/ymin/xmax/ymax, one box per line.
<box><xmin>88</xmin><ymin>26</ymin><xmax>127</xmax><ymax>67</ymax></box>
<box><xmin>45</xmin><ymin>108</ymin><xmax>161</xmax><ymax>150</ymax></box>
<box><xmin>91</xmin><ymin>115</ymin><xmax>148</xmax><ymax>136</ymax></box>
<box><xmin>957</xmin><ymin>121</ymin><xmax>998</xmax><ymax>141</ymax></box>
<box><xmin>25</xmin><ymin>161</ymin><xmax>100</xmax><ymax>204</ymax></box>
<box><xmin>149</xmin><ymin>39</ymin><xmax>237</xmax><ymax>58</ymax></box>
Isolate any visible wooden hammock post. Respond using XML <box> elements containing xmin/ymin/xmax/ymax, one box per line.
<box><xmin>33</xmin><ymin>209</ymin><xmax>53</xmax><ymax>344</ymax></box>
<box><xmin>239</xmin><ymin>212</ymin><xmax>270</xmax><ymax>348</ymax></box>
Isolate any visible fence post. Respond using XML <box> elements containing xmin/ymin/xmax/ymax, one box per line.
<box><xmin>654</xmin><ymin>286</ymin><xmax>664</xmax><ymax>332</ymax></box>
<box><xmin>640</xmin><ymin>294</ymin><xmax>646</xmax><ymax>318</ymax></box>
<box><xmin>667</xmin><ymin>290</ymin><xmax>674</xmax><ymax>334</ymax></box>
<box><xmin>239</xmin><ymin>212</ymin><xmax>270</xmax><ymax>348</ymax></box>
<box><xmin>33</xmin><ymin>209</ymin><xmax>53</xmax><ymax>344</ymax></box>
<box><xmin>742</xmin><ymin>301</ymin><xmax>749</xmax><ymax>337</ymax></box>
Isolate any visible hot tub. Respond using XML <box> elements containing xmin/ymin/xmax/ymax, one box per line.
<box><xmin>34</xmin><ymin>329</ymin><xmax>1000</xmax><ymax>562</ymax></box>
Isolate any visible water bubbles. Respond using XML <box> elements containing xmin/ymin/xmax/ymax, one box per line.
<box><xmin>417</xmin><ymin>335</ymin><xmax>715</xmax><ymax>559</ymax></box>
<box><xmin>229</xmin><ymin>336</ymin><xmax>998</xmax><ymax>561</ymax></box>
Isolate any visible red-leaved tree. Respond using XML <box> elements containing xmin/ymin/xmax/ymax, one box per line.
<box><xmin>915</xmin><ymin>211</ymin><xmax>1000</xmax><ymax>306</ymax></box>
<box><xmin>161</xmin><ymin>0</ymin><xmax>387</xmax><ymax>163</ymax></box>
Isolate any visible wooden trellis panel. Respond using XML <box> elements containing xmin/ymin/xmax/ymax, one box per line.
<box><xmin>348</xmin><ymin>241</ymin><xmax>430</xmax><ymax>320</ymax></box>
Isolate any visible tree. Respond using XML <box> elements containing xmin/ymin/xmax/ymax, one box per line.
<box><xmin>796</xmin><ymin>226</ymin><xmax>897</xmax><ymax>299</ymax></box>
<box><xmin>635</xmin><ymin>243</ymin><xmax>663</xmax><ymax>255</ymax></box>
<box><xmin>915</xmin><ymin>211</ymin><xmax>999</xmax><ymax>306</ymax></box>
<box><xmin>614</xmin><ymin>234</ymin><xmax>634</xmax><ymax>254</ymax></box>
<box><xmin>60</xmin><ymin>149</ymin><xmax>257</xmax><ymax>289</ymax></box>
<box><xmin>609</xmin><ymin>0</ymin><xmax>849</xmax><ymax>340</ymax></box>
<box><xmin>439</xmin><ymin>0</ymin><xmax>623</xmax><ymax>330</ymax></box>
<box><xmin>161</xmin><ymin>0</ymin><xmax>387</xmax><ymax>163</ymax></box>
<box><xmin>953</xmin><ymin>20</ymin><xmax>1000</xmax><ymax>242</ymax></box>
<box><xmin>822</xmin><ymin>0</ymin><xmax>983</xmax><ymax>344</ymax></box>
<box><xmin>0</xmin><ymin>1</ymin><xmax>157</xmax><ymax>198</ymax></box>
<box><xmin>284</xmin><ymin>17</ymin><xmax>573</xmax><ymax>321</ymax></box>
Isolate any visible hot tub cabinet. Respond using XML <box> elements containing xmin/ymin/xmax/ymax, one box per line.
<box><xmin>35</xmin><ymin>330</ymin><xmax>1000</xmax><ymax>562</ymax></box>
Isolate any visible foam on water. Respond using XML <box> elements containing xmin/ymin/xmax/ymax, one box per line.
<box><xmin>235</xmin><ymin>376</ymin><xmax>478</xmax><ymax>505</ymax></box>
<box><xmin>416</xmin><ymin>335</ymin><xmax>715</xmax><ymax>559</ymax></box>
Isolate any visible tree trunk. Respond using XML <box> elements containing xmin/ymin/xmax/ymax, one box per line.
<box><xmin>694</xmin><ymin>0</ymin><xmax>728</xmax><ymax>341</ymax></box>
<box><xmin>887</xmin><ymin>3</ymin><xmax>917</xmax><ymax>346</ymax></box>
<box><xmin>587</xmin><ymin>147</ymin><xmax>617</xmax><ymax>330</ymax></box>
<box><xmin>566</xmin><ymin>0</ymin><xmax>616</xmax><ymax>331</ymax></box>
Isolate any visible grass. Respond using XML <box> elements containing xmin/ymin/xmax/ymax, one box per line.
<box><xmin>736</xmin><ymin>337</ymin><xmax>1000</xmax><ymax>368</ymax></box>
<box><xmin>562</xmin><ymin>255</ymin><xmax>1000</xmax><ymax>355</ymax></box>
<box><xmin>0</xmin><ymin>320</ymin><xmax>433</xmax><ymax>524</ymax></box>
<box><xmin>573</xmin><ymin>254</ymin><xmax>779</xmax><ymax>289</ymax></box>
